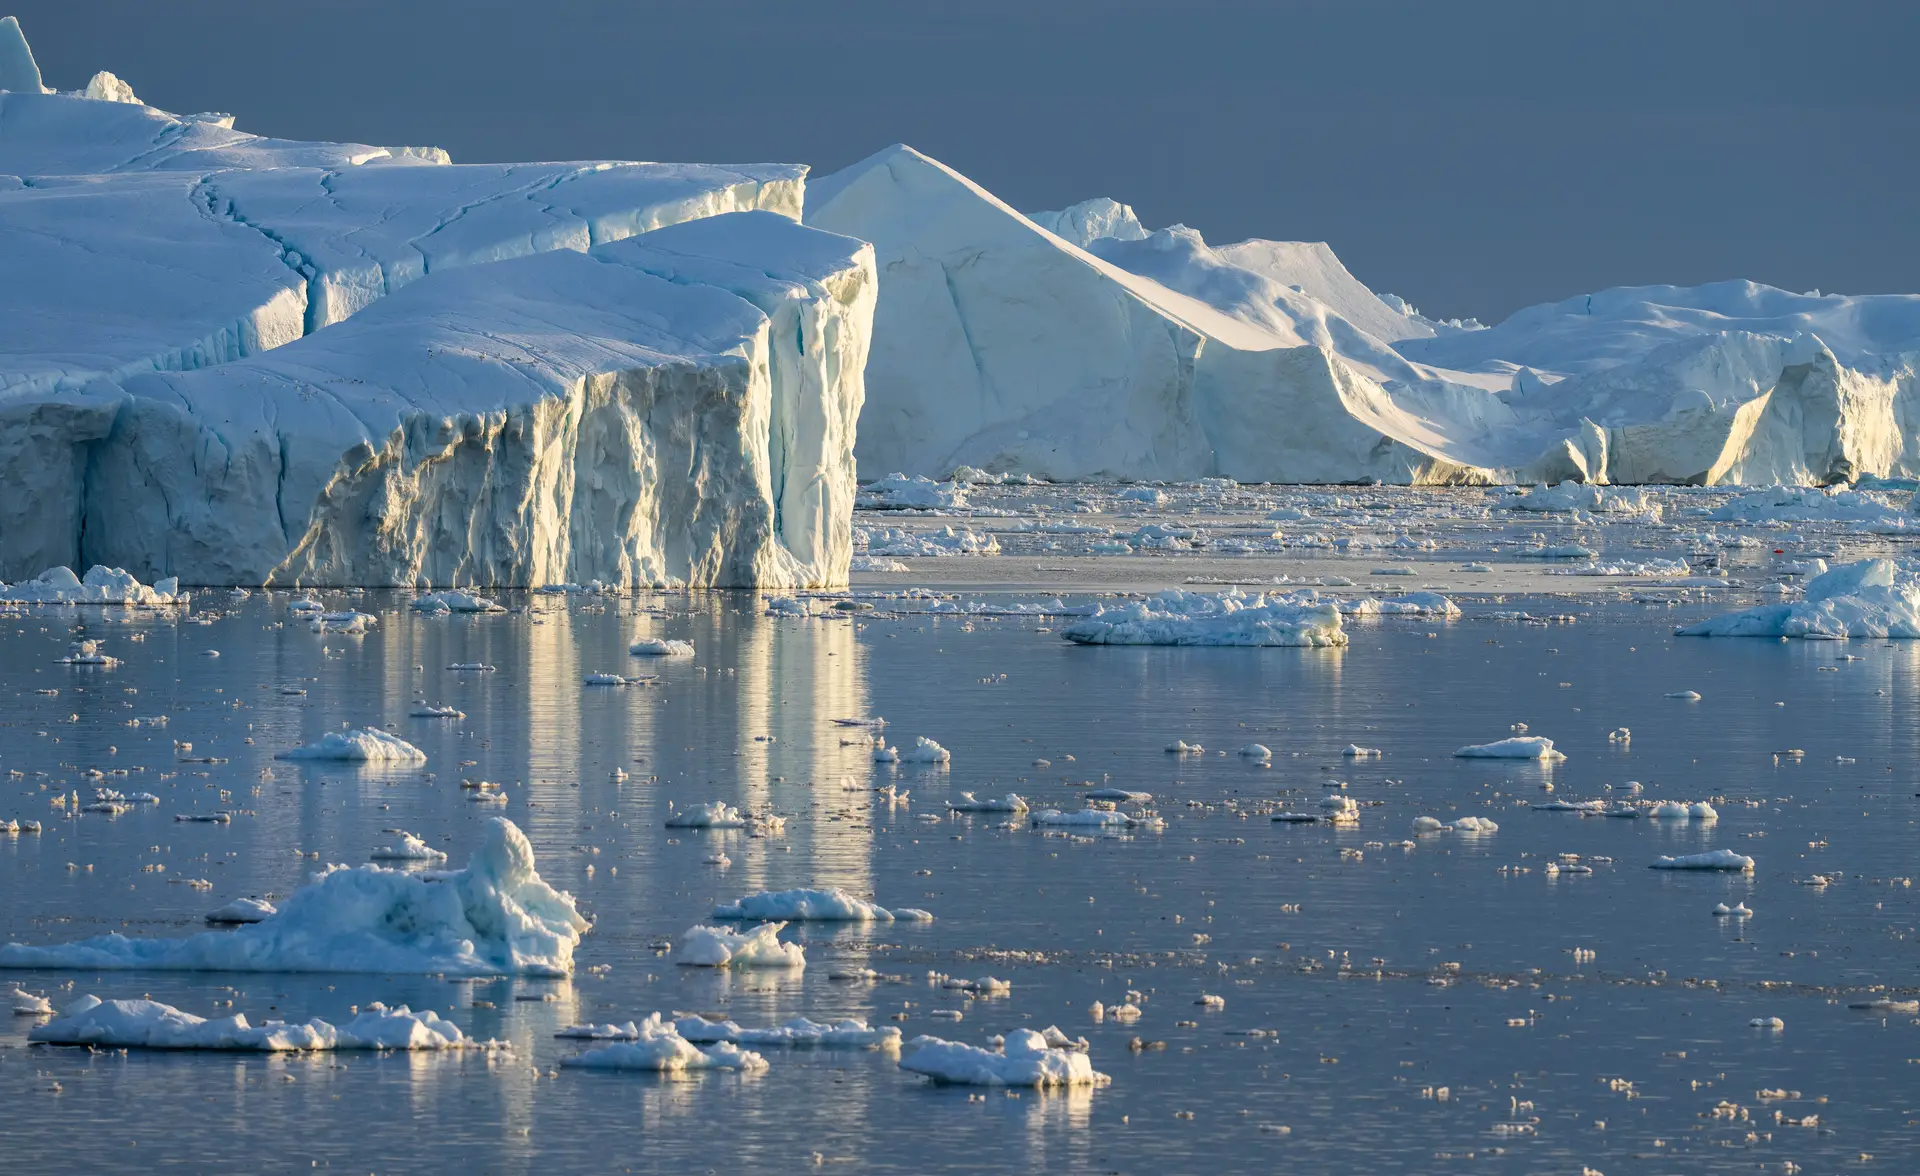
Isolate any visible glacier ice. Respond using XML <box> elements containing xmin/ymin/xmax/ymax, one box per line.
<box><xmin>0</xmin><ymin>15</ymin><xmax>43</xmax><ymax>94</ymax></box>
<box><xmin>900</xmin><ymin>1028</ymin><xmax>1110</xmax><ymax>1087</ymax></box>
<box><xmin>0</xmin><ymin>29</ymin><xmax>866</xmax><ymax>590</ymax></box>
<box><xmin>0</xmin><ymin>817</ymin><xmax>590</xmax><ymax>975</ymax></box>
<box><xmin>1058</xmin><ymin>589</ymin><xmax>1348</xmax><ymax>647</ymax></box>
<box><xmin>812</xmin><ymin>143</ymin><xmax>1920</xmax><ymax>488</ymax></box>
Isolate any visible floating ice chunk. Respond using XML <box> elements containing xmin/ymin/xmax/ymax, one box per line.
<box><xmin>1061</xmin><ymin>590</ymin><xmax>1346</xmax><ymax>647</ymax></box>
<box><xmin>1848</xmin><ymin>998</ymin><xmax>1919</xmax><ymax>1014</ymax></box>
<box><xmin>559</xmin><ymin>1013</ymin><xmax>767</xmax><ymax>1072</ymax></box>
<box><xmin>1032</xmin><ymin>809</ymin><xmax>1152</xmax><ymax>830</ymax></box>
<box><xmin>1749</xmin><ymin>1016</ymin><xmax>1785</xmax><ymax>1030</ymax></box>
<box><xmin>710</xmin><ymin>888</ymin><xmax>932</xmax><ymax>922</ymax></box>
<box><xmin>446</xmin><ymin>663</ymin><xmax>496</xmax><ymax>672</ymax></box>
<box><xmin>764</xmin><ymin>596</ymin><xmax>808</xmax><ymax>617</ymax></box>
<box><xmin>1166</xmin><ymin>740</ymin><xmax>1205</xmax><ymax>754</ymax></box>
<box><xmin>1450</xmin><ymin>816</ymin><xmax>1499</xmax><ymax>833</ymax></box>
<box><xmin>1321</xmin><ymin>795</ymin><xmax>1360</xmax><ymax>822</ymax></box>
<box><xmin>1343</xmin><ymin>744</ymin><xmax>1382</xmax><ymax>758</ymax></box>
<box><xmin>0</xmin><ymin>566</ymin><xmax>185</xmax><ymax>607</ymax></box>
<box><xmin>1412</xmin><ymin>816</ymin><xmax>1445</xmax><ymax>834</ymax></box>
<box><xmin>901</xmin><ymin>736</ymin><xmax>951</xmax><ymax>764</ymax></box>
<box><xmin>409</xmin><ymin>702</ymin><xmax>464</xmax><ymax>719</ymax></box>
<box><xmin>1197</xmin><ymin>994</ymin><xmax>1226</xmax><ymax>1009</ymax></box>
<box><xmin>1651</xmin><ymin>849</ymin><xmax>1755</xmax><ymax>872</ymax></box>
<box><xmin>1680</xmin><ymin>559</ymin><xmax>1920</xmax><ymax>639</ymax></box>
<box><xmin>949</xmin><ymin>792</ymin><xmax>1028</xmax><ymax>812</ymax></box>
<box><xmin>204</xmin><ymin>897</ymin><xmax>276</xmax><ymax>925</ymax></box>
<box><xmin>55</xmin><ymin>640</ymin><xmax>117</xmax><ymax>666</ymax></box>
<box><xmin>872</xmin><ymin>744</ymin><xmax>900</xmax><ymax>763</ymax></box>
<box><xmin>677</xmin><ymin>922</ymin><xmax>806</xmax><ymax>969</ymax></box>
<box><xmin>1531</xmin><ymin>799</ymin><xmax>1605</xmax><ymax>812</ymax></box>
<box><xmin>1711</xmin><ymin>903</ymin><xmax>1754</xmax><ymax>919</ymax></box>
<box><xmin>1650</xmin><ymin>801</ymin><xmax>1718</xmax><ymax>820</ymax></box>
<box><xmin>833</xmin><ymin>717</ymin><xmax>888</xmax><ymax>729</ymax></box>
<box><xmin>1454</xmin><ymin>737</ymin><xmax>1565</xmax><ymax>760</ymax></box>
<box><xmin>0</xmin><ymin>817</ymin><xmax>588</xmax><ymax>975</ymax></box>
<box><xmin>411</xmin><ymin>591</ymin><xmax>505</xmax><ymax>614</ymax></box>
<box><xmin>1084</xmin><ymin>788</ymin><xmax>1152</xmax><ymax>802</ymax></box>
<box><xmin>664</xmin><ymin>802</ymin><xmax>746</xmax><ymax>829</ymax></box>
<box><xmin>275</xmin><ymin>729</ymin><xmax>427</xmax><ymax>764</ymax></box>
<box><xmin>860</xmin><ymin>473</ymin><xmax>969</xmax><ymax>511</ymax></box>
<box><xmin>173</xmin><ymin>812</ymin><xmax>233</xmax><ymax>824</ymax></box>
<box><xmin>849</xmin><ymin>555</ymin><xmax>912</xmax><ymax>573</ymax></box>
<box><xmin>370</xmin><ymin>831</ymin><xmax>448</xmax><ymax>862</ymax></box>
<box><xmin>1116</xmin><ymin>486</ymin><xmax>1166</xmax><ymax>506</ymax></box>
<box><xmin>30</xmin><ymin>995</ymin><xmax>487</xmax><ymax>1051</ymax></box>
<box><xmin>10</xmin><ymin>986</ymin><xmax>52</xmax><ymax>1015</ymax></box>
<box><xmin>1667</xmin><ymin>690</ymin><xmax>1702</xmax><ymax>700</ymax></box>
<box><xmin>900</xmin><ymin>1029</ymin><xmax>1110</xmax><ymax>1087</ymax></box>
<box><xmin>629</xmin><ymin>638</ymin><xmax>695</xmax><ymax>657</ymax></box>
<box><xmin>675</xmin><ymin>1015</ymin><xmax>901</xmax><ymax>1049</ymax></box>
<box><xmin>1240</xmin><ymin>744</ymin><xmax>1272</xmax><ymax>760</ymax></box>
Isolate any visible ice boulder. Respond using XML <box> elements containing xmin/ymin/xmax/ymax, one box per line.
<box><xmin>805</xmin><ymin>145</ymin><xmax>1501</xmax><ymax>485</ymax></box>
<box><xmin>0</xmin><ymin>817</ymin><xmax>590</xmax><ymax>975</ymax></box>
<box><xmin>31</xmin><ymin>212</ymin><xmax>872</xmax><ymax>588</ymax></box>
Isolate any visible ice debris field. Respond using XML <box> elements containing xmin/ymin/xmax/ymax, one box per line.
<box><xmin>2</xmin><ymin>13</ymin><xmax>1919</xmax><ymax>1176</ymax></box>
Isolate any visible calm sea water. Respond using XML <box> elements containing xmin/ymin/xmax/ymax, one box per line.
<box><xmin>2</xmin><ymin>589</ymin><xmax>1915</xmax><ymax>1173</ymax></box>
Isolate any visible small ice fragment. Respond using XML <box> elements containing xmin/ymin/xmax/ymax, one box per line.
<box><xmin>1454</xmin><ymin>737</ymin><xmax>1565</xmax><ymax>760</ymax></box>
<box><xmin>629</xmin><ymin>638</ymin><xmax>694</xmax><ymax>657</ymax></box>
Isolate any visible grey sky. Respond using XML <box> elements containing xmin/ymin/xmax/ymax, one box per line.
<box><xmin>9</xmin><ymin>0</ymin><xmax>1917</xmax><ymax>323</ymax></box>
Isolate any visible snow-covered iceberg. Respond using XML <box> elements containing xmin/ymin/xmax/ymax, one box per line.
<box><xmin>0</xmin><ymin>25</ymin><xmax>868</xmax><ymax>589</ymax></box>
<box><xmin>1679</xmin><ymin>559</ymin><xmax>1920</xmax><ymax>639</ymax></box>
<box><xmin>0</xmin><ymin>817</ymin><xmax>589</xmax><ymax>975</ymax></box>
<box><xmin>805</xmin><ymin>145</ymin><xmax>1505</xmax><ymax>485</ymax></box>
<box><xmin>30</xmin><ymin>995</ymin><xmax>487</xmax><ymax>1051</ymax></box>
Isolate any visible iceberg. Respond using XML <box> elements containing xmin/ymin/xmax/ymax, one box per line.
<box><xmin>1650</xmin><ymin>849</ymin><xmax>1755</xmax><ymax>872</ymax></box>
<box><xmin>560</xmin><ymin>1015</ymin><xmax>768</xmax><ymax>1073</ymax></box>
<box><xmin>673</xmin><ymin>1015</ymin><xmax>900</xmax><ymax>1049</ymax></box>
<box><xmin>1679</xmin><ymin>559</ymin><xmax>1920</xmax><ymax>639</ymax></box>
<box><xmin>274</xmin><ymin>729</ymin><xmax>427</xmax><ymax>764</ymax></box>
<box><xmin>1059</xmin><ymin>589</ymin><xmax>1346</xmax><ymax>647</ymax></box>
<box><xmin>31</xmin><ymin>995</ymin><xmax>486</xmax><ymax>1052</ymax></box>
<box><xmin>0</xmin><ymin>24</ymin><xmax>868</xmax><ymax>589</ymax></box>
<box><xmin>710</xmin><ymin>887</ymin><xmax>932</xmax><ymax>922</ymax></box>
<box><xmin>677</xmin><ymin>922</ymin><xmax>806</xmax><ymax>969</ymax></box>
<box><xmin>900</xmin><ymin>1029</ymin><xmax>1111</xmax><ymax>1087</ymax></box>
<box><xmin>805</xmin><ymin>145</ymin><xmax>1504</xmax><ymax>485</ymax></box>
<box><xmin>0</xmin><ymin>817</ymin><xmax>590</xmax><ymax>975</ymax></box>
<box><xmin>1454</xmin><ymin>737</ymin><xmax>1565</xmax><ymax>760</ymax></box>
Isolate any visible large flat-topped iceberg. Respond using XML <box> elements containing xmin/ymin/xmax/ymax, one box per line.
<box><xmin>806</xmin><ymin>144</ymin><xmax>1502</xmax><ymax>484</ymax></box>
<box><xmin>53</xmin><ymin>212</ymin><xmax>870</xmax><ymax>588</ymax></box>
<box><xmin>0</xmin><ymin>21</ymin><xmax>858</xmax><ymax>588</ymax></box>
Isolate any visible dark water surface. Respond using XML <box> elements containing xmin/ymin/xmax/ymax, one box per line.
<box><xmin>1</xmin><ymin>590</ymin><xmax>1915</xmax><ymax>1173</ymax></box>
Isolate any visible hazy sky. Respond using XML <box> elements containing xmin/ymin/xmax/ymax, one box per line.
<box><xmin>10</xmin><ymin>1</ymin><xmax>1917</xmax><ymax>322</ymax></box>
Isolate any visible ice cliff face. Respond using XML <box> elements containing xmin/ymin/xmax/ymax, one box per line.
<box><xmin>0</xmin><ymin>24</ymin><xmax>865</xmax><ymax>588</ymax></box>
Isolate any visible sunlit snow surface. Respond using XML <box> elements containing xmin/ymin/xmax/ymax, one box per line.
<box><xmin>3</xmin><ymin>495</ymin><xmax>1919</xmax><ymax>1172</ymax></box>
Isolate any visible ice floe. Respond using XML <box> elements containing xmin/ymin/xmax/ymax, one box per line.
<box><xmin>1454</xmin><ymin>737</ymin><xmax>1565</xmax><ymax>760</ymax></box>
<box><xmin>899</xmin><ymin>1028</ymin><xmax>1110</xmax><ymax>1087</ymax></box>
<box><xmin>0</xmin><ymin>817</ymin><xmax>588</xmax><ymax>975</ymax></box>
<box><xmin>274</xmin><ymin>729</ymin><xmax>427</xmax><ymax>764</ymax></box>
<box><xmin>1060</xmin><ymin>590</ymin><xmax>1346</xmax><ymax>647</ymax></box>
<box><xmin>559</xmin><ymin>1013</ymin><xmax>767</xmax><ymax>1072</ymax></box>
<box><xmin>710</xmin><ymin>888</ymin><xmax>932</xmax><ymax>922</ymax></box>
<box><xmin>629</xmin><ymin>638</ymin><xmax>696</xmax><ymax>657</ymax></box>
<box><xmin>0</xmin><ymin>565</ymin><xmax>184</xmax><ymax>606</ymax></box>
<box><xmin>30</xmin><ymin>995</ymin><xmax>488</xmax><ymax>1051</ymax></box>
<box><xmin>1650</xmin><ymin>849</ymin><xmax>1755</xmax><ymax>871</ymax></box>
<box><xmin>678</xmin><ymin>922</ymin><xmax>807</xmax><ymax>969</ymax></box>
<box><xmin>1680</xmin><ymin>559</ymin><xmax>1920</xmax><ymax>639</ymax></box>
<box><xmin>204</xmin><ymin>897</ymin><xmax>276</xmax><ymax>924</ymax></box>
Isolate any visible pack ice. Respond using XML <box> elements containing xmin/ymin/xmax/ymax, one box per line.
<box><xmin>0</xmin><ymin>817</ymin><xmax>590</xmax><ymax>975</ymax></box>
<box><xmin>0</xmin><ymin>23</ymin><xmax>871</xmax><ymax>588</ymax></box>
<box><xmin>810</xmin><ymin>144</ymin><xmax>1920</xmax><ymax>486</ymax></box>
